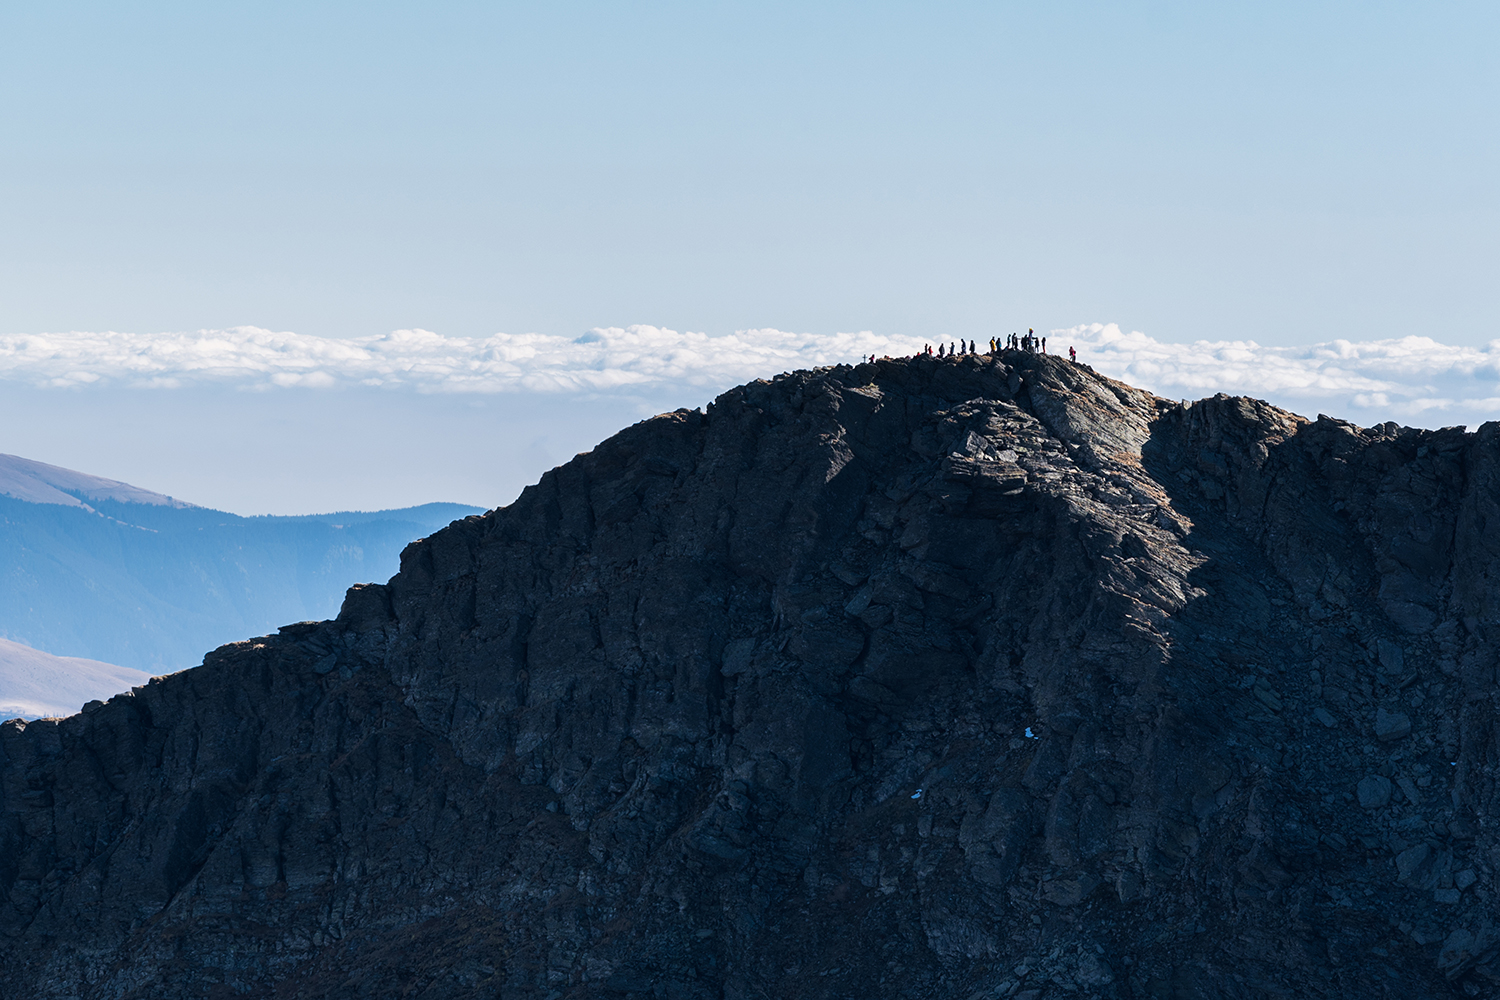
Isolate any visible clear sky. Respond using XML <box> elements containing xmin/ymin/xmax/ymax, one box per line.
<box><xmin>1</xmin><ymin>3</ymin><xmax>1496</xmax><ymax>513</ymax></box>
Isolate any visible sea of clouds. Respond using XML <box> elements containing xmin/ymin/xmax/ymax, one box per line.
<box><xmin>1066</xmin><ymin>323</ymin><xmax>1500</xmax><ymax>429</ymax></box>
<box><xmin>5</xmin><ymin>323</ymin><xmax>1500</xmax><ymax>428</ymax></box>
<box><xmin>0</xmin><ymin>326</ymin><xmax>923</xmax><ymax>395</ymax></box>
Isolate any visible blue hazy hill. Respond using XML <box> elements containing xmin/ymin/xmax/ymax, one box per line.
<box><xmin>0</xmin><ymin>453</ymin><xmax>484</xmax><ymax>673</ymax></box>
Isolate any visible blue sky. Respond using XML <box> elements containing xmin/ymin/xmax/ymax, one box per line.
<box><xmin>1</xmin><ymin>3</ymin><xmax>1496</xmax><ymax>512</ymax></box>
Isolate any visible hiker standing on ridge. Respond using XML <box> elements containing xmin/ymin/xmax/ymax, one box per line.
<box><xmin>1069</xmin><ymin>345</ymin><xmax>1076</xmax><ymax>362</ymax></box>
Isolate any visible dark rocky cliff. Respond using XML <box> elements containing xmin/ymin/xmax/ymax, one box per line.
<box><xmin>4</xmin><ymin>353</ymin><xmax>1499</xmax><ymax>998</ymax></box>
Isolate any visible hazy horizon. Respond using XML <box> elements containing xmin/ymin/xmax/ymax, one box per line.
<box><xmin>2</xmin><ymin>3</ymin><xmax>1495</xmax><ymax>513</ymax></box>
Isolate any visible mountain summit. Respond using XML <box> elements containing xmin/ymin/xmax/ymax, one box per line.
<box><xmin>2</xmin><ymin>353</ymin><xmax>1497</xmax><ymax>997</ymax></box>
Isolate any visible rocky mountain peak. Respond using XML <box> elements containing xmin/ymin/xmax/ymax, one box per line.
<box><xmin>3</xmin><ymin>352</ymin><xmax>1498</xmax><ymax>997</ymax></box>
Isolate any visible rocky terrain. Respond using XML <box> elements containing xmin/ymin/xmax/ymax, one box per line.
<box><xmin>3</xmin><ymin>352</ymin><xmax>1499</xmax><ymax>998</ymax></box>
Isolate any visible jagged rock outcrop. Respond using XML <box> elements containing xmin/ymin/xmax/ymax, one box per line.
<box><xmin>4</xmin><ymin>353</ymin><xmax>1500</xmax><ymax>998</ymax></box>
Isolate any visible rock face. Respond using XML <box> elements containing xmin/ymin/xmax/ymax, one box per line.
<box><xmin>3</xmin><ymin>353</ymin><xmax>1500</xmax><ymax>998</ymax></box>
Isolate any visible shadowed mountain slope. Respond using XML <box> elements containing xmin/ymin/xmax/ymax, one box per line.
<box><xmin>3</xmin><ymin>353</ymin><xmax>1499</xmax><ymax>998</ymax></box>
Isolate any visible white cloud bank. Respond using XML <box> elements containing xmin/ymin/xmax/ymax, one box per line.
<box><xmin>0</xmin><ymin>326</ymin><xmax>924</xmax><ymax>394</ymax></box>
<box><xmin>5</xmin><ymin>323</ymin><xmax>1500</xmax><ymax>428</ymax></box>
<box><xmin>1065</xmin><ymin>323</ymin><xmax>1500</xmax><ymax>429</ymax></box>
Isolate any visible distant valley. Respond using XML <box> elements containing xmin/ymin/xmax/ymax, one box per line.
<box><xmin>0</xmin><ymin>452</ymin><xmax>484</xmax><ymax>707</ymax></box>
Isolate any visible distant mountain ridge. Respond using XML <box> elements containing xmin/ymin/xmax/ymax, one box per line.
<box><xmin>0</xmin><ymin>451</ymin><xmax>195</xmax><ymax>509</ymax></box>
<box><xmin>0</xmin><ymin>452</ymin><xmax>484</xmax><ymax>674</ymax></box>
<box><xmin>0</xmin><ymin>637</ymin><xmax>151</xmax><ymax>719</ymax></box>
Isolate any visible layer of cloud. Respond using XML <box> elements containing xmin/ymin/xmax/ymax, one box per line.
<box><xmin>1065</xmin><ymin>323</ymin><xmax>1500</xmax><ymax>428</ymax></box>
<box><xmin>6</xmin><ymin>324</ymin><xmax>1500</xmax><ymax>428</ymax></box>
<box><xmin>0</xmin><ymin>326</ymin><xmax>924</xmax><ymax>394</ymax></box>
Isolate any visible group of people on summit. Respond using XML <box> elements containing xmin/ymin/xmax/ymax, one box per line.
<box><xmin>1005</xmin><ymin>330</ymin><xmax>1044</xmax><ymax>353</ymax></box>
<box><xmin>910</xmin><ymin>329</ymin><xmax>1076</xmax><ymax>363</ymax></box>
